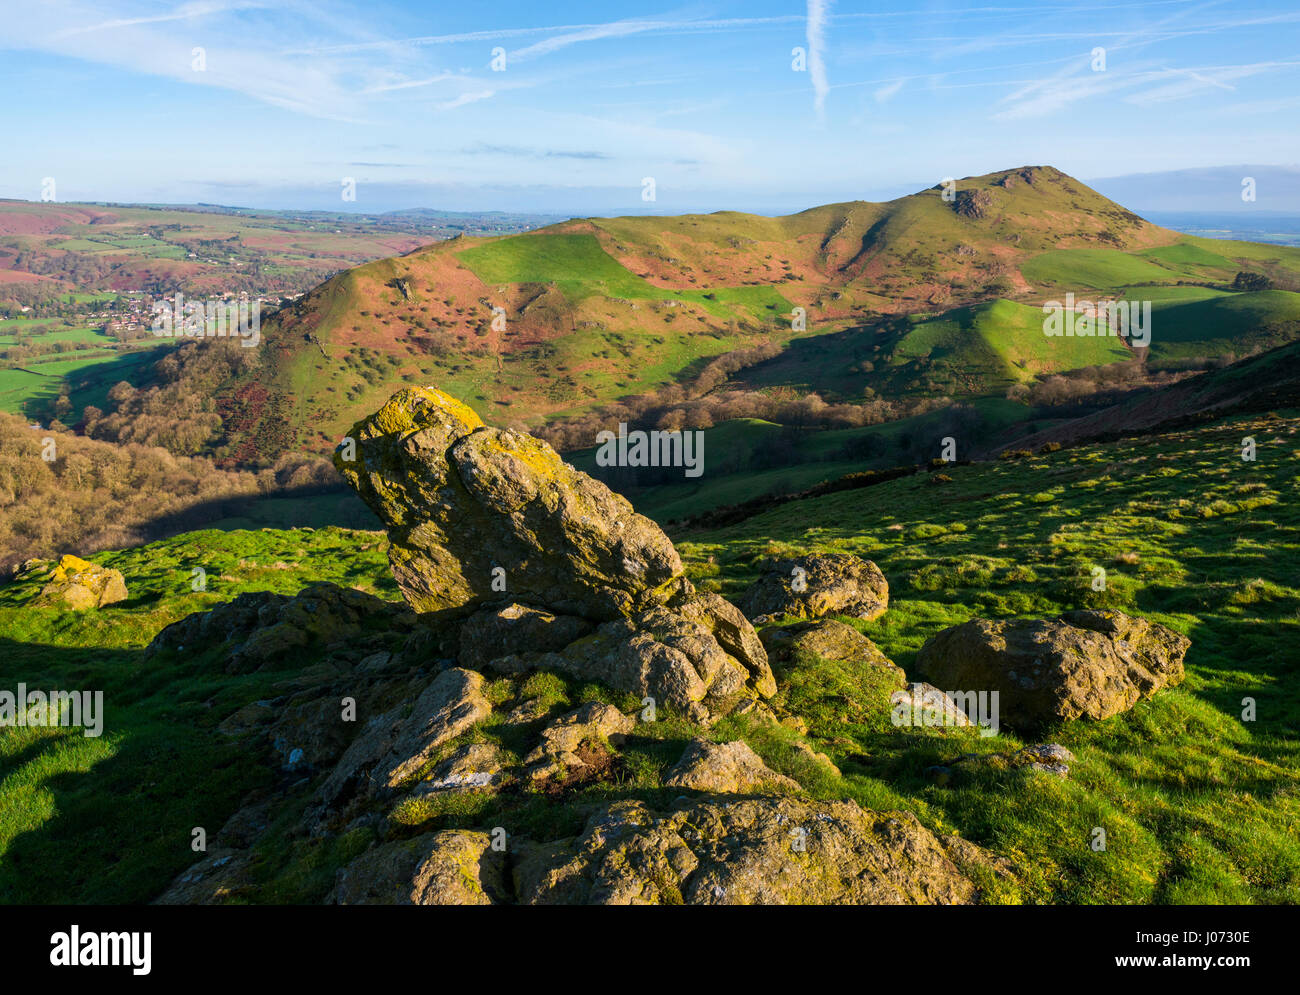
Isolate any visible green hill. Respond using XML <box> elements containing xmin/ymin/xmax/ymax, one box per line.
<box><xmin>86</xmin><ymin>165</ymin><xmax>1300</xmax><ymax>467</ymax></box>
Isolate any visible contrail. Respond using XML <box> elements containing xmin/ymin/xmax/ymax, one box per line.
<box><xmin>807</xmin><ymin>0</ymin><xmax>833</xmax><ymax>118</ymax></box>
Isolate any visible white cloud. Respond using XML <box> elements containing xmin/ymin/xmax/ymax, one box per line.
<box><xmin>806</xmin><ymin>0</ymin><xmax>833</xmax><ymax>118</ymax></box>
<box><xmin>438</xmin><ymin>90</ymin><xmax>496</xmax><ymax>111</ymax></box>
<box><xmin>874</xmin><ymin>79</ymin><xmax>903</xmax><ymax>103</ymax></box>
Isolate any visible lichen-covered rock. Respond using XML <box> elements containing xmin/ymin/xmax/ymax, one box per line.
<box><xmin>458</xmin><ymin>602</ymin><xmax>593</xmax><ymax>670</ymax></box>
<box><xmin>143</xmin><ymin>582</ymin><xmax>417</xmax><ymax>674</ymax></box>
<box><xmin>414</xmin><ymin>742</ymin><xmax>504</xmax><ymax>794</ymax></box>
<box><xmin>154</xmin><ymin>849</ymin><xmax>252</xmax><ymax>905</ymax></box>
<box><xmin>331</xmin><ymin>388</ymin><xmax>774</xmax><ymax>716</ymax></box>
<box><xmin>663</xmin><ymin>739</ymin><xmax>800</xmax><ymax>795</ymax></box>
<box><xmin>512</xmin><ymin>797</ymin><xmax>1012</xmax><ymax>905</ymax></box>
<box><xmin>670</xmin><ymin>590</ymin><xmax>776</xmax><ymax>697</ymax></box>
<box><xmin>930</xmin><ymin>743</ymin><xmax>1076</xmax><ymax>786</ymax></box>
<box><xmin>330</xmin><ymin>831</ymin><xmax>506</xmax><ymax>905</ymax></box>
<box><xmin>740</xmin><ymin>554</ymin><xmax>888</xmax><ymax>622</ymax></box>
<box><xmin>494</xmin><ymin>607</ymin><xmax>757</xmax><ymax>721</ymax></box>
<box><xmin>525</xmin><ymin>702</ymin><xmax>635</xmax><ymax>782</ymax></box>
<box><xmin>1015</xmin><ymin>743</ymin><xmax>1075</xmax><ymax>775</ymax></box>
<box><xmin>761</xmin><ymin>618</ymin><xmax>903</xmax><ymax>682</ymax></box>
<box><xmin>914</xmin><ymin>610</ymin><xmax>1189</xmax><ymax>728</ymax></box>
<box><xmin>319</xmin><ymin>667</ymin><xmax>490</xmax><ymax>805</ymax></box>
<box><xmin>30</xmin><ymin>554</ymin><xmax>127</xmax><ymax>610</ymax></box>
<box><xmin>890</xmin><ymin>683</ymin><xmax>974</xmax><ymax>727</ymax></box>
<box><xmin>333</xmin><ymin>387</ymin><xmax>684</xmax><ymax>621</ymax></box>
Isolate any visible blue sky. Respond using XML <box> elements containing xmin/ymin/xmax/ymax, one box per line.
<box><xmin>1</xmin><ymin>0</ymin><xmax>1297</xmax><ymax>215</ymax></box>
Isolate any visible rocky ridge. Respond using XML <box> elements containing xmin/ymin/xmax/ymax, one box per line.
<box><xmin>145</xmin><ymin>386</ymin><xmax>1192</xmax><ymax>905</ymax></box>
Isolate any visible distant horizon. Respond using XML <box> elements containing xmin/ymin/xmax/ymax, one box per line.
<box><xmin>4</xmin><ymin>1</ymin><xmax>1299</xmax><ymax>214</ymax></box>
<box><xmin>4</xmin><ymin>162</ymin><xmax>1299</xmax><ymax>222</ymax></box>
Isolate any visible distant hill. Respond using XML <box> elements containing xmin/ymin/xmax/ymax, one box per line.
<box><xmin>998</xmin><ymin>339</ymin><xmax>1300</xmax><ymax>454</ymax></box>
<box><xmin>85</xmin><ymin>165</ymin><xmax>1300</xmax><ymax>465</ymax></box>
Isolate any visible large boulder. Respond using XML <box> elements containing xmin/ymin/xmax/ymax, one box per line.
<box><xmin>740</xmin><ymin>553</ymin><xmax>888</xmax><ymax>622</ymax></box>
<box><xmin>513</xmin><ymin>797</ymin><xmax>1013</xmax><ymax>905</ymax></box>
<box><xmin>914</xmin><ymin>609</ymin><xmax>1190</xmax><ymax>728</ymax></box>
<box><xmin>29</xmin><ymin>554</ymin><xmax>127</xmax><ymax>610</ymax></box>
<box><xmin>333</xmin><ymin>387</ymin><xmax>684</xmax><ymax>621</ymax></box>
<box><xmin>333</xmin><ymin>387</ymin><xmax>774</xmax><ymax>718</ymax></box>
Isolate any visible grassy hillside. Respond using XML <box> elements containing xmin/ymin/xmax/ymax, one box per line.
<box><xmin>146</xmin><ymin>165</ymin><xmax>1229</xmax><ymax>459</ymax></box>
<box><xmin>62</xmin><ymin>165</ymin><xmax>1300</xmax><ymax>473</ymax></box>
<box><xmin>676</xmin><ymin>408</ymin><xmax>1300</xmax><ymax>903</ymax></box>
<box><xmin>1</xmin><ymin>408</ymin><xmax>1295</xmax><ymax>903</ymax></box>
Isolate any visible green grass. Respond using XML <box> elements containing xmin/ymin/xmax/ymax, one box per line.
<box><xmin>1143</xmin><ymin>290</ymin><xmax>1300</xmax><ymax>362</ymax></box>
<box><xmin>1021</xmin><ymin>247</ymin><xmax>1195</xmax><ymax>289</ymax></box>
<box><xmin>672</xmin><ymin>409</ymin><xmax>1300</xmax><ymax>903</ymax></box>
<box><xmin>0</xmin><ymin>344</ymin><xmax>171</xmax><ymax>418</ymax></box>
<box><xmin>746</xmin><ymin>298</ymin><xmax>1135</xmax><ymax>401</ymax></box>
<box><xmin>3</xmin><ymin>411</ymin><xmax>1296</xmax><ymax>903</ymax></box>
<box><xmin>566</xmin><ymin>398</ymin><xmax>1033</xmax><ymax>522</ymax></box>
<box><xmin>457</xmin><ymin>233</ymin><xmax>661</xmax><ymax>302</ymax></box>
<box><xmin>0</xmin><ymin>527</ymin><xmax>396</xmax><ymax>902</ymax></box>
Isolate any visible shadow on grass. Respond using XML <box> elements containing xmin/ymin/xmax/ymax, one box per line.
<box><xmin>0</xmin><ymin>638</ymin><xmax>272</xmax><ymax>904</ymax></box>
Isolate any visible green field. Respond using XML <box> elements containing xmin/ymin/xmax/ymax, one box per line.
<box><xmin>1144</xmin><ymin>290</ymin><xmax>1300</xmax><ymax>362</ymax></box>
<box><xmin>458</xmin><ymin>233</ymin><xmax>660</xmax><ymax>302</ymax></box>
<box><xmin>0</xmin><ymin>344</ymin><xmax>170</xmax><ymax>418</ymax></box>
<box><xmin>1021</xmin><ymin>247</ymin><xmax>1198</xmax><ymax>288</ymax></box>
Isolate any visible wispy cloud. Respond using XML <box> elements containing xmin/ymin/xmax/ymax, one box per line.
<box><xmin>52</xmin><ymin>0</ymin><xmax>266</xmax><ymax>38</ymax></box>
<box><xmin>806</xmin><ymin>0</ymin><xmax>833</xmax><ymax>118</ymax></box>
<box><xmin>360</xmin><ymin>72</ymin><xmax>458</xmax><ymax>94</ymax></box>
<box><xmin>438</xmin><ymin>90</ymin><xmax>496</xmax><ymax>111</ymax></box>
<box><xmin>874</xmin><ymin>79</ymin><xmax>903</xmax><ymax>103</ymax></box>
<box><xmin>464</xmin><ymin>143</ymin><xmax>612</xmax><ymax>161</ymax></box>
<box><xmin>508</xmin><ymin>19</ymin><xmax>665</xmax><ymax>62</ymax></box>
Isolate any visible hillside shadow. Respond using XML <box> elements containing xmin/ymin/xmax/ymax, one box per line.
<box><xmin>109</xmin><ymin>484</ymin><xmax>381</xmax><ymax>548</ymax></box>
<box><xmin>0</xmin><ymin>637</ymin><xmax>269</xmax><ymax>904</ymax></box>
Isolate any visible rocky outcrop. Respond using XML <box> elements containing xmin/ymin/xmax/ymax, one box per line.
<box><xmin>145</xmin><ymin>386</ymin><xmax>1036</xmax><ymax>907</ymax></box>
<box><xmin>740</xmin><ymin>554</ymin><xmax>888</xmax><ymax>622</ymax></box>
<box><xmin>330</xmin><ymin>831</ymin><xmax>507</xmax><ymax>905</ymax></box>
<box><xmin>144</xmin><ymin>581</ymin><xmax>421</xmax><ymax>674</ymax></box>
<box><xmin>953</xmin><ymin>188</ymin><xmax>994</xmax><ymax>219</ymax></box>
<box><xmin>333</xmin><ymin>387</ymin><xmax>683</xmax><ymax>621</ymax></box>
<box><xmin>333</xmin><ymin>387</ymin><xmax>774</xmax><ymax>720</ymax></box>
<box><xmin>512</xmin><ymin>797</ymin><xmax>1013</xmax><ymax>905</ymax></box>
<box><xmin>663</xmin><ymin>739</ymin><xmax>800</xmax><ymax>795</ymax></box>
<box><xmin>26</xmin><ymin>554</ymin><xmax>127</xmax><ymax>610</ymax></box>
<box><xmin>915</xmin><ymin>610</ymin><xmax>1189</xmax><ymax>727</ymax></box>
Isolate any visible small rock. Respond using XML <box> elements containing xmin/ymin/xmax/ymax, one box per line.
<box><xmin>32</xmin><ymin>554</ymin><xmax>127</xmax><ymax>610</ymax></box>
<box><xmin>739</xmin><ymin>553</ymin><xmax>888</xmax><ymax>622</ymax></box>
<box><xmin>525</xmin><ymin>702</ymin><xmax>634</xmax><ymax>783</ymax></box>
<box><xmin>663</xmin><ymin>739</ymin><xmax>800</xmax><ymax>795</ymax></box>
